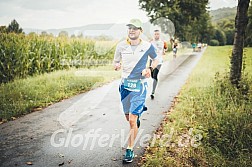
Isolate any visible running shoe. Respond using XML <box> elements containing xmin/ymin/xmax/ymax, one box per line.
<box><xmin>143</xmin><ymin>106</ymin><xmax>147</xmax><ymax>111</ymax></box>
<box><xmin>123</xmin><ymin>149</ymin><xmax>134</xmax><ymax>163</ymax></box>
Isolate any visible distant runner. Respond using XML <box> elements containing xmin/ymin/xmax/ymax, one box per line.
<box><xmin>113</xmin><ymin>18</ymin><xmax>158</xmax><ymax>163</ymax></box>
<box><xmin>197</xmin><ymin>42</ymin><xmax>202</xmax><ymax>52</ymax></box>
<box><xmin>150</xmin><ymin>29</ymin><xmax>167</xmax><ymax>99</ymax></box>
<box><xmin>173</xmin><ymin>42</ymin><xmax>178</xmax><ymax>59</ymax></box>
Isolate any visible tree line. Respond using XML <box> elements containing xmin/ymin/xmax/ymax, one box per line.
<box><xmin>0</xmin><ymin>20</ymin><xmax>113</xmax><ymax>40</ymax></box>
<box><xmin>139</xmin><ymin>0</ymin><xmax>252</xmax><ymax>47</ymax></box>
<box><xmin>0</xmin><ymin>19</ymin><xmax>23</xmax><ymax>34</ymax></box>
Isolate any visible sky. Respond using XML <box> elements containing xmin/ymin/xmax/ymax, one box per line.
<box><xmin>0</xmin><ymin>0</ymin><xmax>238</xmax><ymax>30</ymax></box>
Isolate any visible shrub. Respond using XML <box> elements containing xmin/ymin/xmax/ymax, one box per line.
<box><xmin>209</xmin><ymin>39</ymin><xmax>220</xmax><ymax>46</ymax></box>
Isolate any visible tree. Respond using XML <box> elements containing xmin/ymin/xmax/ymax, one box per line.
<box><xmin>7</xmin><ymin>19</ymin><xmax>23</xmax><ymax>34</ymax></box>
<box><xmin>41</xmin><ymin>31</ymin><xmax>48</xmax><ymax>37</ymax></box>
<box><xmin>139</xmin><ymin>0</ymin><xmax>211</xmax><ymax>42</ymax></box>
<box><xmin>213</xmin><ymin>28</ymin><xmax>227</xmax><ymax>45</ymax></box>
<box><xmin>58</xmin><ymin>31</ymin><xmax>68</xmax><ymax>38</ymax></box>
<box><xmin>245</xmin><ymin>1</ymin><xmax>252</xmax><ymax>46</ymax></box>
<box><xmin>225</xmin><ymin>29</ymin><xmax>235</xmax><ymax>45</ymax></box>
<box><xmin>28</xmin><ymin>32</ymin><xmax>37</xmax><ymax>37</ymax></box>
<box><xmin>215</xmin><ymin>18</ymin><xmax>235</xmax><ymax>45</ymax></box>
<box><xmin>40</xmin><ymin>31</ymin><xmax>54</xmax><ymax>37</ymax></box>
<box><xmin>71</xmin><ymin>34</ymin><xmax>76</xmax><ymax>38</ymax></box>
<box><xmin>197</xmin><ymin>13</ymin><xmax>215</xmax><ymax>43</ymax></box>
<box><xmin>230</xmin><ymin>0</ymin><xmax>251</xmax><ymax>86</ymax></box>
<box><xmin>77</xmin><ymin>32</ymin><xmax>83</xmax><ymax>38</ymax></box>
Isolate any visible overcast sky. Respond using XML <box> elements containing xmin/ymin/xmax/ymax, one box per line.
<box><xmin>0</xmin><ymin>0</ymin><xmax>238</xmax><ymax>30</ymax></box>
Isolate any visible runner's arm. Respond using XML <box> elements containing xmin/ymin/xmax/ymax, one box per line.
<box><xmin>141</xmin><ymin>44</ymin><xmax>158</xmax><ymax>78</ymax></box>
<box><xmin>113</xmin><ymin>44</ymin><xmax>121</xmax><ymax>71</ymax></box>
<box><xmin>150</xmin><ymin>58</ymin><xmax>159</xmax><ymax>69</ymax></box>
<box><xmin>148</xmin><ymin>44</ymin><xmax>159</xmax><ymax>69</ymax></box>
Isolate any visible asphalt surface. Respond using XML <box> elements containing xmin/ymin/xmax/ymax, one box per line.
<box><xmin>0</xmin><ymin>49</ymin><xmax>205</xmax><ymax>167</ymax></box>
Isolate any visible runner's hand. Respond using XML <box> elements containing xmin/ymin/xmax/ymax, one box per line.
<box><xmin>114</xmin><ymin>63</ymin><xmax>121</xmax><ymax>71</ymax></box>
<box><xmin>141</xmin><ymin>68</ymin><xmax>151</xmax><ymax>78</ymax></box>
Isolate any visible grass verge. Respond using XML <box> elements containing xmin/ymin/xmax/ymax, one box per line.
<box><xmin>140</xmin><ymin>46</ymin><xmax>252</xmax><ymax>167</ymax></box>
<box><xmin>0</xmin><ymin>66</ymin><xmax>120</xmax><ymax>122</ymax></box>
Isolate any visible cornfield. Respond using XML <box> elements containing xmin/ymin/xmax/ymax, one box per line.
<box><xmin>0</xmin><ymin>33</ymin><xmax>116</xmax><ymax>83</ymax></box>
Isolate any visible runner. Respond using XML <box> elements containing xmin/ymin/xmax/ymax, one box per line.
<box><xmin>192</xmin><ymin>42</ymin><xmax>197</xmax><ymax>52</ymax></box>
<box><xmin>173</xmin><ymin>42</ymin><xmax>178</xmax><ymax>58</ymax></box>
<box><xmin>113</xmin><ymin>18</ymin><xmax>158</xmax><ymax>163</ymax></box>
<box><xmin>197</xmin><ymin>42</ymin><xmax>202</xmax><ymax>52</ymax></box>
<box><xmin>150</xmin><ymin>29</ymin><xmax>167</xmax><ymax>99</ymax></box>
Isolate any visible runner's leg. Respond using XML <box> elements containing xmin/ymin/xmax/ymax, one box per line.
<box><xmin>128</xmin><ymin>113</ymin><xmax>138</xmax><ymax>148</ymax></box>
<box><xmin>151</xmin><ymin>65</ymin><xmax>161</xmax><ymax>95</ymax></box>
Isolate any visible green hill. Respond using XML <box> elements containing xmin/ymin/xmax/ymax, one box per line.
<box><xmin>210</xmin><ymin>7</ymin><xmax>236</xmax><ymax>23</ymax></box>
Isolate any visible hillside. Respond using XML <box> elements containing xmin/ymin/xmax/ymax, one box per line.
<box><xmin>23</xmin><ymin>22</ymin><xmax>156</xmax><ymax>40</ymax></box>
<box><xmin>210</xmin><ymin>7</ymin><xmax>236</xmax><ymax>23</ymax></box>
<box><xmin>24</xmin><ymin>23</ymin><xmax>121</xmax><ymax>38</ymax></box>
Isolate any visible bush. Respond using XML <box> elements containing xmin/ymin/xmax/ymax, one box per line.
<box><xmin>209</xmin><ymin>39</ymin><xmax>220</xmax><ymax>46</ymax></box>
<box><xmin>204</xmin><ymin>73</ymin><xmax>252</xmax><ymax>166</ymax></box>
<box><xmin>213</xmin><ymin>29</ymin><xmax>227</xmax><ymax>46</ymax></box>
<box><xmin>225</xmin><ymin>29</ymin><xmax>235</xmax><ymax>45</ymax></box>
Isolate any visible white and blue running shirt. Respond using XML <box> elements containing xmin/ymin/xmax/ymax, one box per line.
<box><xmin>114</xmin><ymin>40</ymin><xmax>157</xmax><ymax>80</ymax></box>
<box><xmin>151</xmin><ymin>39</ymin><xmax>165</xmax><ymax>65</ymax></box>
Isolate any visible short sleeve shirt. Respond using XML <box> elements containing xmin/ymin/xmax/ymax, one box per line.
<box><xmin>114</xmin><ymin>40</ymin><xmax>157</xmax><ymax>79</ymax></box>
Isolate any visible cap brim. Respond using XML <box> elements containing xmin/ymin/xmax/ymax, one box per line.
<box><xmin>126</xmin><ymin>24</ymin><xmax>141</xmax><ymax>29</ymax></box>
<box><xmin>126</xmin><ymin>24</ymin><xmax>135</xmax><ymax>27</ymax></box>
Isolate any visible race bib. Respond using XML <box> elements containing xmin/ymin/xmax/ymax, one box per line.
<box><xmin>124</xmin><ymin>79</ymin><xmax>141</xmax><ymax>92</ymax></box>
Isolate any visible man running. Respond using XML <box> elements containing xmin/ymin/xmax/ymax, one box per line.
<box><xmin>113</xmin><ymin>18</ymin><xmax>158</xmax><ymax>163</ymax></box>
<box><xmin>150</xmin><ymin>29</ymin><xmax>167</xmax><ymax>99</ymax></box>
<box><xmin>173</xmin><ymin>42</ymin><xmax>178</xmax><ymax>58</ymax></box>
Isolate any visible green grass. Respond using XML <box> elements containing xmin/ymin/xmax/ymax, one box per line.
<box><xmin>141</xmin><ymin>46</ymin><xmax>252</xmax><ymax>167</ymax></box>
<box><xmin>0</xmin><ymin>66</ymin><xmax>120</xmax><ymax>121</ymax></box>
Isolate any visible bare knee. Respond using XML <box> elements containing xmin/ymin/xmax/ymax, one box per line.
<box><xmin>128</xmin><ymin>114</ymin><xmax>138</xmax><ymax>128</ymax></box>
<box><xmin>129</xmin><ymin>119</ymin><xmax>137</xmax><ymax>127</ymax></box>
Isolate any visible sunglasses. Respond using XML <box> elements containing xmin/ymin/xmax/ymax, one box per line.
<box><xmin>128</xmin><ymin>26</ymin><xmax>140</xmax><ymax>31</ymax></box>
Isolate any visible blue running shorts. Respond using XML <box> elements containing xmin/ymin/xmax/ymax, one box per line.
<box><xmin>119</xmin><ymin>81</ymin><xmax>147</xmax><ymax>116</ymax></box>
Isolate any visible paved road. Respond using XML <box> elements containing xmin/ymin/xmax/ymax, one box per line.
<box><xmin>0</xmin><ymin>49</ymin><xmax>205</xmax><ymax>167</ymax></box>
